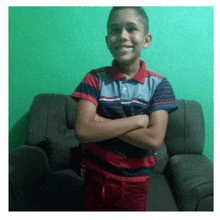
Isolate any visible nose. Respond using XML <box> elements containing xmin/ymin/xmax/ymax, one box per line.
<box><xmin>119</xmin><ymin>28</ymin><xmax>129</xmax><ymax>41</ymax></box>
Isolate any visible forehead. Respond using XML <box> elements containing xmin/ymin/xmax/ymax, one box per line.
<box><xmin>108</xmin><ymin>8</ymin><xmax>143</xmax><ymax>27</ymax></box>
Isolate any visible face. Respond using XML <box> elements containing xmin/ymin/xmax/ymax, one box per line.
<box><xmin>106</xmin><ymin>9</ymin><xmax>152</xmax><ymax>65</ymax></box>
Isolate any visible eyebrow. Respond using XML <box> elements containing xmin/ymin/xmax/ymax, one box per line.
<box><xmin>109</xmin><ymin>23</ymin><xmax>119</xmax><ymax>28</ymax></box>
<box><xmin>109</xmin><ymin>22</ymin><xmax>138</xmax><ymax>29</ymax></box>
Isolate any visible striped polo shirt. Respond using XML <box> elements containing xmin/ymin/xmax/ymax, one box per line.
<box><xmin>72</xmin><ymin>60</ymin><xmax>178</xmax><ymax>177</ymax></box>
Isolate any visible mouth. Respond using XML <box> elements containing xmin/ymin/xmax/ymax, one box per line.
<box><xmin>115</xmin><ymin>45</ymin><xmax>133</xmax><ymax>51</ymax></box>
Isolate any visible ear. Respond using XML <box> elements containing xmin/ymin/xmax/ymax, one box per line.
<box><xmin>143</xmin><ymin>34</ymin><xmax>152</xmax><ymax>49</ymax></box>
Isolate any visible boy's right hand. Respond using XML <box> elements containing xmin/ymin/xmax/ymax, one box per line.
<box><xmin>134</xmin><ymin>114</ymin><xmax>149</xmax><ymax>129</ymax></box>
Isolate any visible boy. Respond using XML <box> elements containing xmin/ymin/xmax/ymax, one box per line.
<box><xmin>72</xmin><ymin>7</ymin><xmax>178</xmax><ymax>211</ymax></box>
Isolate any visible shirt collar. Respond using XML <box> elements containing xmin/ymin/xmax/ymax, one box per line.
<box><xmin>110</xmin><ymin>60</ymin><xmax>149</xmax><ymax>84</ymax></box>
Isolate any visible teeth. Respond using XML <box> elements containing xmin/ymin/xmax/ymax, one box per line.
<box><xmin>117</xmin><ymin>46</ymin><xmax>132</xmax><ymax>49</ymax></box>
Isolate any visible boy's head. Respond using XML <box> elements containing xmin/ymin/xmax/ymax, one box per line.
<box><xmin>106</xmin><ymin>7</ymin><xmax>152</xmax><ymax>65</ymax></box>
<box><xmin>107</xmin><ymin>7</ymin><xmax>149</xmax><ymax>34</ymax></box>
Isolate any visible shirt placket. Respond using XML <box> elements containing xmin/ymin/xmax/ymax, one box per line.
<box><xmin>120</xmin><ymin>78</ymin><xmax>129</xmax><ymax>100</ymax></box>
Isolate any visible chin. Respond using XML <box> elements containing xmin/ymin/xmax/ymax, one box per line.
<box><xmin>115</xmin><ymin>56</ymin><xmax>139</xmax><ymax>65</ymax></box>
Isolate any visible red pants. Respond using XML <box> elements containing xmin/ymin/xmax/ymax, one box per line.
<box><xmin>83</xmin><ymin>167</ymin><xmax>150</xmax><ymax>211</ymax></box>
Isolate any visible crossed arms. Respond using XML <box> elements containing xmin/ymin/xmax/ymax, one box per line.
<box><xmin>75</xmin><ymin>99</ymin><xmax>168</xmax><ymax>150</ymax></box>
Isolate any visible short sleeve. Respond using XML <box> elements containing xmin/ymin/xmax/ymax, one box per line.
<box><xmin>147</xmin><ymin>77</ymin><xmax>178</xmax><ymax>114</ymax></box>
<box><xmin>71</xmin><ymin>70</ymin><xmax>100</xmax><ymax>107</ymax></box>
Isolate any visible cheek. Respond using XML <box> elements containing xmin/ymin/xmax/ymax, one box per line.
<box><xmin>132</xmin><ymin>34</ymin><xmax>145</xmax><ymax>45</ymax></box>
<box><xmin>107</xmin><ymin>39</ymin><xmax>118</xmax><ymax>51</ymax></box>
<box><xmin>109</xmin><ymin>36</ymin><xmax>117</xmax><ymax>44</ymax></box>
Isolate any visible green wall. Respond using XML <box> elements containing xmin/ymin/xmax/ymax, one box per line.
<box><xmin>9</xmin><ymin>7</ymin><xmax>213</xmax><ymax>161</ymax></box>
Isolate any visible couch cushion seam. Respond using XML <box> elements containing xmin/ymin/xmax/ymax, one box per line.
<box><xmin>179</xmin><ymin>181</ymin><xmax>213</xmax><ymax>210</ymax></box>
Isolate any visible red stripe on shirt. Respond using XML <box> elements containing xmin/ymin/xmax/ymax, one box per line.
<box><xmin>148</xmin><ymin>70</ymin><xmax>164</xmax><ymax>79</ymax></box>
<box><xmin>85</xmin><ymin>142</ymin><xmax>155</xmax><ymax>169</ymax></box>
<box><xmin>153</xmin><ymin>100</ymin><xmax>176</xmax><ymax>105</ymax></box>
<box><xmin>72</xmin><ymin>92</ymin><xmax>98</xmax><ymax>107</ymax></box>
<box><xmin>82</xmin><ymin>73</ymin><xmax>99</xmax><ymax>90</ymax></box>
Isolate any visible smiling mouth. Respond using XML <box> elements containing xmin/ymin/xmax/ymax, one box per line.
<box><xmin>116</xmin><ymin>46</ymin><xmax>133</xmax><ymax>51</ymax></box>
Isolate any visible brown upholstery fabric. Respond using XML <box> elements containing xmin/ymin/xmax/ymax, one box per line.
<box><xmin>167</xmin><ymin>154</ymin><xmax>213</xmax><ymax>211</ymax></box>
<box><xmin>147</xmin><ymin>174</ymin><xmax>178</xmax><ymax>211</ymax></box>
<box><xmin>26</xmin><ymin>94</ymin><xmax>80</xmax><ymax>170</ymax></box>
<box><xmin>154</xmin><ymin>142</ymin><xmax>169</xmax><ymax>174</ymax></box>
<box><xmin>165</xmin><ymin>100</ymin><xmax>204</xmax><ymax>156</ymax></box>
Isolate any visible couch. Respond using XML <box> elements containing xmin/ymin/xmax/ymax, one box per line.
<box><xmin>9</xmin><ymin>94</ymin><xmax>213</xmax><ymax>211</ymax></box>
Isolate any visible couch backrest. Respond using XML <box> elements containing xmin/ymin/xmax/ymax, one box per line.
<box><xmin>26</xmin><ymin>95</ymin><xmax>205</xmax><ymax>173</ymax></box>
<box><xmin>26</xmin><ymin>94</ymin><xmax>80</xmax><ymax>170</ymax></box>
<box><xmin>165</xmin><ymin>100</ymin><xmax>205</xmax><ymax>156</ymax></box>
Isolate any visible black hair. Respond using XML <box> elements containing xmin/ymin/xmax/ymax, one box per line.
<box><xmin>107</xmin><ymin>7</ymin><xmax>149</xmax><ymax>34</ymax></box>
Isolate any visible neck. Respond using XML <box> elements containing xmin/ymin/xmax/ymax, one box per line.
<box><xmin>115</xmin><ymin>59</ymin><xmax>141</xmax><ymax>77</ymax></box>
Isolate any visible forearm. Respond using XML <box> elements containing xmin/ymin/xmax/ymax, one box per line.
<box><xmin>95</xmin><ymin>114</ymin><xmax>165</xmax><ymax>150</ymax></box>
<box><xmin>120</xmin><ymin>110</ymin><xmax>168</xmax><ymax>150</ymax></box>
<box><xmin>118</xmin><ymin>128</ymin><xmax>163</xmax><ymax>150</ymax></box>
<box><xmin>75</xmin><ymin>115</ymin><xmax>146</xmax><ymax>143</ymax></box>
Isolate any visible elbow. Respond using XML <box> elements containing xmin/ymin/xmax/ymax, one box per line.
<box><xmin>75</xmin><ymin>128</ymin><xmax>83</xmax><ymax>141</ymax></box>
<box><xmin>146</xmin><ymin>138</ymin><xmax>163</xmax><ymax>150</ymax></box>
<box><xmin>75</xmin><ymin>125</ymin><xmax>89</xmax><ymax>143</ymax></box>
<box><xmin>152</xmin><ymin>140</ymin><xmax>163</xmax><ymax>150</ymax></box>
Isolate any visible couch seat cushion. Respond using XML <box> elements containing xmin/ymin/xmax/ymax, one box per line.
<box><xmin>147</xmin><ymin>174</ymin><xmax>178</xmax><ymax>211</ymax></box>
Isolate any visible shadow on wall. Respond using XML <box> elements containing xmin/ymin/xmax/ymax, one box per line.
<box><xmin>9</xmin><ymin>112</ymin><xmax>30</xmax><ymax>152</ymax></box>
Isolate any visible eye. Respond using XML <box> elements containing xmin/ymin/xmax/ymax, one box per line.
<box><xmin>109</xmin><ymin>24</ymin><xmax>121</xmax><ymax>34</ymax></box>
<box><xmin>110</xmin><ymin>27</ymin><xmax>120</xmax><ymax>34</ymax></box>
<box><xmin>126</xmin><ymin>23</ymin><xmax>138</xmax><ymax>33</ymax></box>
<box><xmin>127</xmin><ymin>27</ymin><xmax>136</xmax><ymax>32</ymax></box>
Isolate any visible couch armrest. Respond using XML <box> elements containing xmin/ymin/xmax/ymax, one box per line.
<box><xmin>9</xmin><ymin>145</ymin><xmax>50</xmax><ymax>191</ymax></box>
<box><xmin>166</xmin><ymin>154</ymin><xmax>213</xmax><ymax>211</ymax></box>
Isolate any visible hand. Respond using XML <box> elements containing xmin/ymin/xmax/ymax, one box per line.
<box><xmin>134</xmin><ymin>114</ymin><xmax>149</xmax><ymax>129</ymax></box>
<box><xmin>95</xmin><ymin>114</ymin><xmax>149</xmax><ymax>128</ymax></box>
